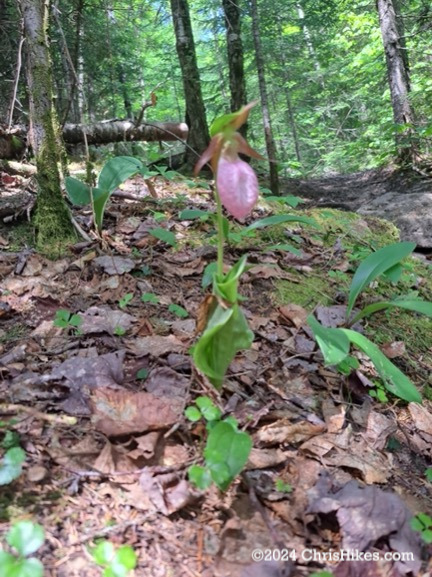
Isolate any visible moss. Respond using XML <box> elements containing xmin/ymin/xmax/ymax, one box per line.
<box><xmin>3</xmin><ymin>221</ymin><xmax>35</xmax><ymax>252</ymax></box>
<box><xmin>273</xmin><ymin>273</ymin><xmax>334</xmax><ymax>309</ymax></box>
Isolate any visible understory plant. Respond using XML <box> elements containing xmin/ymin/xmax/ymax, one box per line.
<box><xmin>185</xmin><ymin>397</ymin><xmax>252</xmax><ymax>490</ymax></box>
<box><xmin>90</xmin><ymin>540</ymin><xmax>137</xmax><ymax>577</ymax></box>
<box><xmin>192</xmin><ymin>102</ymin><xmax>314</xmax><ymax>388</ymax></box>
<box><xmin>308</xmin><ymin>241</ymin><xmax>432</xmax><ymax>402</ymax></box>
<box><xmin>0</xmin><ymin>521</ymin><xmax>45</xmax><ymax>577</ymax></box>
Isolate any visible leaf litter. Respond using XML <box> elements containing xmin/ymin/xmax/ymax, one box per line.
<box><xmin>0</xmin><ymin>172</ymin><xmax>431</xmax><ymax>577</ymax></box>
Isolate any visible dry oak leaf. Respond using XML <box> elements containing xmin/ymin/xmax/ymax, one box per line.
<box><xmin>126</xmin><ymin>334</ymin><xmax>184</xmax><ymax>356</ymax></box>
<box><xmin>279</xmin><ymin>303</ymin><xmax>308</xmax><ymax>328</ymax></box>
<box><xmin>256</xmin><ymin>419</ymin><xmax>325</xmax><ymax>445</ymax></box>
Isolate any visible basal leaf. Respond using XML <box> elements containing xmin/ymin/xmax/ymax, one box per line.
<box><xmin>243</xmin><ymin>214</ymin><xmax>318</xmax><ymax>233</ymax></box>
<box><xmin>91</xmin><ymin>188</ymin><xmax>111</xmax><ymax>233</ymax></box>
<box><xmin>214</xmin><ymin>255</ymin><xmax>248</xmax><ymax>303</ymax></box>
<box><xmin>0</xmin><ymin>447</ymin><xmax>25</xmax><ymax>485</ymax></box>
<box><xmin>352</xmin><ymin>298</ymin><xmax>432</xmax><ymax>323</ymax></box>
<box><xmin>307</xmin><ymin>315</ymin><xmax>350</xmax><ymax>365</ymax></box>
<box><xmin>65</xmin><ymin>177</ymin><xmax>92</xmax><ymax>206</ymax></box>
<box><xmin>193</xmin><ymin>303</ymin><xmax>253</xmax><ymax>389</ymax></box>
<box><xmin>347</xmin><ymin>242</ymin><xmax>416</xmax><ymax>316</ymax></box>
<box><xmin>178</xmin><ymin>209</ymin><xmax>210</xmax><ymax>220</ymax></box>
<box><xmin>341</xmin><ymin>329</ymin><xmax>421</xmax><ymax>403</ymax></box>
<box><xmin>97</xmin><ymin>156</ymin><xmax>144</xmax><ymax>193</ymax></box>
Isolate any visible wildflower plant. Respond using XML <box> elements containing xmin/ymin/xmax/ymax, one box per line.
<box><xmin>192</xmin><ymin>103</ymin><xmax>263</xmax><ymax>389</ymax></box>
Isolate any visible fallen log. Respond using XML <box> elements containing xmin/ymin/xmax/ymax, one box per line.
<box><xmin>0</xmin><ymin>120</ymin><xmax>189</xmax><ymax>159</ymax></box>
<box><xmin>62</xmin><ymin>120</ymin><xmax>189</xmax><ymax>145</ymax></box>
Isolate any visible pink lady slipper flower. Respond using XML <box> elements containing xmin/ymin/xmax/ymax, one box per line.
<box><xmin>194</xmin><ymin>102</ymin><xmax>264</xmax><ymax>221</ymax></box>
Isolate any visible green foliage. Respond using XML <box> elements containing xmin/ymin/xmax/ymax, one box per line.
<box><xmin>53</xmin><ymin>310</ymin><xmax>82</xmax><ymax>331</ymax></box>
<box><xmin>168</xmin><ymin>303</ymin><xmax>189</xmax><ymax>318</ymax></box>
<box><xmin>141</xmin><ymin>292</ymin><xmax>159</xmax><ymax>304</ymax></box>
<box><xmin>90</xmin><ymin>540</ymin><xmax>137</xmax><ymax>577</ymax></box>
<box><xmin>347</xmin><ymin>242</ymin><xmax>416</xmax><ymax>317</ymax></box>
<box><xmin>0</xmin><ymin>447</ymin><xmax>26</xmax><ymax>486</ymax></box>
<box><xmin>113</xmin><ymin>326</ymin><xmax>126</xmax><ymax>336</ymax></box>
<box><xmin>275</xmin><ymin>479</ymin><xmax>292</xmax><ymax>493</ymax></box>
<box><xmin>193</xmin><ymin>256</ymin><xmax>254</xmax><ymax>389</ymax></box>
<box><xmin>118</xmin><ymin>293</ymin><xmax>133</xmax><ymax>309</ymax></box>
<box><xmin>148</xmin><ymin>227</ymin><xmax>177</xmax><ymax>247</ymax></box>
<box><xmin>426</xmin><ymin>468</ymin><xmax>432</xmax><ymax>483</ymax></box>
<box><xmin>308</xmin><ymin>241</ymin><xmax>432</xmax><ymax>403</ymax></box>
<box><xmin>410</xmin><ymin>513</ymin><xmax>432</xmax><ymax>544</ymax></box>
<box><xmin>186</xmin><ymin>397</ymin><xmax>252</xmax><ymax>491</ymax></box>
<box><xmin>136</xmin><ymin>368</ymin><xmax>149</xmax><ymax>380</ymax></box>
<box><xmin>66</xmin><ymin>157</ymin><xmax>144</xmax><ymax>233</ymax></box>
<box><xmin>0</xmin><ymin>521</ymin><xmax>45</xmax><ymax>577</ymax></box>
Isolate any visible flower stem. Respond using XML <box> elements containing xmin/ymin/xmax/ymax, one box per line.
<box><xmin>214</xmin><ymin>184</ymin><xmax>224</xmax><ymax>278</ymax></box>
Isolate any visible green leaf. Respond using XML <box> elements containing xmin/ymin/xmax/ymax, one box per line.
<box><xmin>141</xmin><ymin>292</ymin><xmax>159</xmax><ymax>303</ymax></box>
<box><xmin>214</xmin><ymin>255</ymin><xmax>248</xmax><ymax>303</ymax></box>
<box><xmin>265</xmin><ymin>243</ymin><xmax>301</xmax><ymax>256</ymax></box>
<box><xmin>168</xmin><ymin>303</ymin><xmax>188</xmax><ymax>318</ymax></box>
<box><xmin>149</xmin><ymin>228</ymin><xmax>177</xmax><ymax>247</ymax></box>
<box><xmin>0</xmin><ymin>447</ymin><xmax>26</xmax><ymax>485</ymax></box>
<box><xmin>97</xmin><ymin>157</ymin><xmax>144</xmax><ymax>193</ymax></box>
<box><xmin>92</xmin><ymin>540</ymin><xmax>116</xmax><ymax>565</ymax></box>
<box><xmin>426</xmin><ymin>468</ymin><xmax>432</xmax><ymax>482</ymax></box>
<box><xmin>7</xmin><ymin>521</ymin><xmax>45</xmax><ymax>557</ymax></box>
<box><xmin>188</xmin><ymin>465</ymin><xmax>213</xmax><ymax>490</ymax></box>
<box><xmin>243</xmin><ymin>214</ymin><xmax>317</xmax><ymax>233</ymax></box>
<box><xmin>118</xmin><ymin>293</ymin><xmax>134</xmax><ymax>309</ymax></box>
<box><xmin>204</xmin><ymin>421</ymin><xmax>252</xmax><ymax>491</ymax></box>
<box><xmin>193</xmin><ymin>303</ymin><xmax>253</xmax><ymax>389</ymax></box>
<box><xmin>0</xmin><ymin>555</ymin><xmax>44</xmax><ymax>577</ymax></box>
<box><xmin>184</xmin><ymin>406</ymin><xmax>202</xmax><ymax>422</ymax></box>
<box><xmin>65</xmin><ymin>177</ymin><xmax>92</xmax><ymax>206</ymax></box>
<box><xmin>347</xmin><ymin>242</ymin><xmax>416</xmax><ymax>316</ymax></box>
<box><xmin>69</xmin><ymin>314</ymin><xmax>82</xmax><ymax>327</ymax></box>
<box><xmin>195</xmin><ymin>397</ymin><xmax>222</xmax><ymax>421</ymax></box>
<box><xmin>114</xmin><ymin>546</ymin><xmax>137</xmax><ymax>570</ymax></box>
<box><xmin>264</xmin><ymin>195</ymin><xmax>303</xmax><ymax>207</ymax></box>
<box><xmin>382</xmin><ymin>263</ymin><xmax>403</xmax><ymax>283</ymax></box>
<box><xmin>178</xmin><ymin>209</ymin><xmax>210</xmax><ymax>220</ymax></box>
<box><xmin>136</xmin><ymin>368</ymin><xmax>149</xmax><ymax>380</ymax></box>
<box><xmin>91</xmin><ymin>188</ymin><xmax>110</xmax><ymax>233</ymax></box>
<box><xmin>307</xmin><ymin>315</ymin><xmax>350</xmax><ymax>365</ymax></box>
<box><xmin>202</xmin><ymin>262</ymin><xmax>217</xmax><ymax>289</ymax></box>
<box><xmin>352</xmin><ymin>298</ymin><xmax>432</xmax><ymax>323</ymax></box>
<box><xmin>341</xmin><ymin>329</ymin><xmax>422</xmax><ymax>403</ymax></box>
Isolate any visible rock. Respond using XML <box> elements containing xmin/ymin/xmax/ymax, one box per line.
<box><xmin>357</xmin><ymin>192</ymin><xmax>432</xmax><ymax>248</ymax></box>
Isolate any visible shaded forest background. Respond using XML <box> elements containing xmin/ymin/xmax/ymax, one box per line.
<box><xmin>2</xmin><ymin>0</ymin><xmax>432</xmax><ymax>178</ymax></box>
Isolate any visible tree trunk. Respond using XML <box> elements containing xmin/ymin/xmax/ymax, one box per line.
<box><xmin>19</xmin><ymin>0</ymin><xmax>75</xmax><ymax>254</ymax></box>
<box><xmin>250</xmin><ymin>0</ymin><xmax>279</xmax><ymax>194</ymax></box>
<box><xmin>222</xmin><ymin>0</ymin><xmax>247</xmax><ymax>138</ymax></box>
<box><xmin>377</xmin><ymin>0</ymin><xmax>417</xmax><ymax>163</ymax></box>
<box><xmin>169</xmin><ymin>0</ymin><xmax>210</xmax><ymax>167</ymax></box>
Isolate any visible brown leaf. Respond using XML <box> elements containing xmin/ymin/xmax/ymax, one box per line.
<box><xmin>279</xmin><ymin>303</ymin><xmax>308</xmax><ymax>328</ymax></box>
<box><xmin>321</xmin><ymin>399</ymin><xmax>346</xmax><ymax>433</ymax></box>
<box><xmin>380</xmin><ymin>341</ymin><xmax>406</xmax><ymax>359</ymax></box>
<box><xmin>79</xmin><ymin>306</ymin><xmax>135</xmax><ymax>335</ymax></box>
<box><xmin>94</xmin><ymin>255</ymin><xmax>135</xmax><ymax>275</ymax></box>
<box><xmin>90</xmin><ymin>387</ymin><xmax>185</xmax><ymax>436</ymax></box>
<box><xmin>308</xmin><ymin>476</ymin><xmax>422</xmax><ymax>575</ymax></box>
<box><xmin>196</xmin><ymin>294</ymin><xmax>217</xmax><ymax>334</ymax></box>
<box><xmin>246</xmin><ymin>448</ymin><xmax>288</xmax><ymax>469</ymax></box>
<box><xmin>126</xmin><ymin>334</ymin><xmax>184</xmax><ymax>356</ymax></box>
<box><xmin>256</xmin><ymin>419</ymin><xmax>325</xmax><ymax>445</ymax></box>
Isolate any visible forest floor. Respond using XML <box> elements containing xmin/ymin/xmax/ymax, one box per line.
<box><xmin>0</xmin><ymin>165</ymin><xmax>431</xmax><ymax>577</ymax></box>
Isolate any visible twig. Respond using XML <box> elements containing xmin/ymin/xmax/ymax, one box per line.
<box><xmin>69</xmin><ymin>213</ymin><xmax>92</xmax><ymax>241</ymax></box>
<box><xmin>0</xmin><ymin>404</ymin><xmax>77</xmax><ymax>426</ymax></box>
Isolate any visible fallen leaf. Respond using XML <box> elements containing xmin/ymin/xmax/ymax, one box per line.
<box><xmin>94</xmin><ymin>255</ymin><xmax>135</xmax><ymax>275</ymax></box>
<box><xmin>80</xmin><ymin>306</ymin><xmax>135</xmax><ymax>334</ymax></box>
<box><xmin>279</xmin><ymin>303</ymin><xmax>308</xmax><ymax>328</ymax></box>
<box><xmin>256</xmin><ymin>419</ymin><xmax>325</xmax><ymax>445</ymax></box>
<box><xmin>126</xmin><ymin>334</ymin><xmax>184</xmax><ymax>356</ymax></box>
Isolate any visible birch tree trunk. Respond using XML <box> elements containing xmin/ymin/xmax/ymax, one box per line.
<box><xmin>250</xmin><ymin>0</ymin><xmax>279</xmax><ymax>194</ymax></box>
<box><xmin>19</xmin><ymin>0</ymin><xmax>75</xmax><ymax>253</ymax></box>
<box><xmin>170</xmin><ymin>0</ymin><xmax>210</xmax><ymax>167</ymax></box>
<box><xmin>377</xmin><ymin>0</ymin><xmax>417</xmax><ymax>163</ymax></box>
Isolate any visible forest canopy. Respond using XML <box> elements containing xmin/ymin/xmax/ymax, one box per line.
<box><xmin>1</xmin><ymin>0</ymin><xmax>431</xmax><ymax>176</ymax></box>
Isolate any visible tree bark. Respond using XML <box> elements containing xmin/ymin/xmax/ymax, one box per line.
<box><xmin>222</xmin><ymin>0</ymin><xmax>247</xmax><ymax>137</ymax></box>
<box><xmin>377</xmin><ymin>0</ymin><xmax>417</xmax><ymax>163</ymax></box>
<box><xmin>19</xmin><ymin>0</ymin><xmax>75</xmax><ymax>253</ymax></box>
<box><xmin>250</xmin><ymin>0</ymin><xmax>279</xmax><ymax>194</ymax></box>
<box><xmin>0</xmin><ymin>120</ymin><xmax>189</xmax><ymax>158</ymax></box>
<box><xmin>170</xmin><ymin>0</ymin><xmax>210</xmax><ymax>167</ymax></box>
